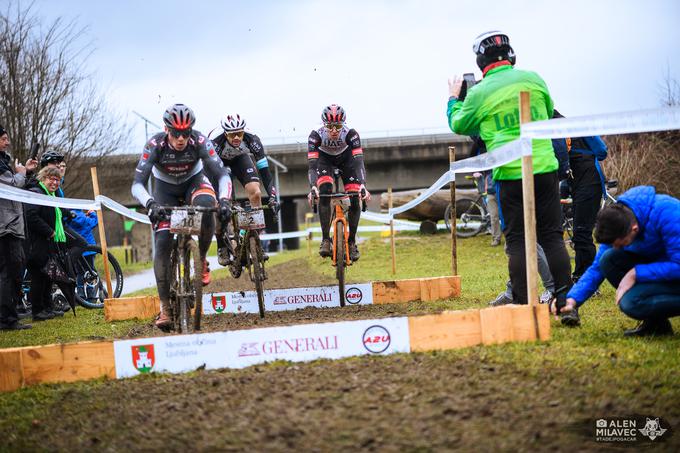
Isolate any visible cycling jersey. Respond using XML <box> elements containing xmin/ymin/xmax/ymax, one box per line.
<box><xmin>307</xmin><ymin>126</ymin><xmax>365</xmax><ymax>188</ymax></box>
<box><xmin>212</xmin><ymin>132</ymin><xmax>276</xmax><ymax>198</ymax></box>
<box><xmin>131</xmin><ymin>131</ymin><xmax>231</xmax><ymax>207</ymax></box>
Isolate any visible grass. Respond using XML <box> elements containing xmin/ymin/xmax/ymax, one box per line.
<box><xmin>1</xmin><ymin>232</ymin><xmax>679</xmax><ymax>447</ymax></box>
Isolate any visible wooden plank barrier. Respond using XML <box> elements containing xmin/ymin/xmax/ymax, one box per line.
<box><xmin>104</xmin><ymin>296</ymin><xmax>160</xmax><ymax>321</ymax></box>
<box><xmin>372</xmin><ymin>275</ymin><xmax>461</xmax><ymax>304</ymax></box>
<box><xmin>0</xmin><ymin>303</ymin><xmax>549</xmax><ymax>393</ymax></box>
<box><xmin>105</xmin><ymin>276</ymin><xmax>461</xmax><ymax>322</ymax></box>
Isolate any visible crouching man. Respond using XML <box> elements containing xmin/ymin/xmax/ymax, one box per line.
<box><xmin>554</xmin><ymin>186</ymin><xmax>680</xmax><ymax>336</ymax></box>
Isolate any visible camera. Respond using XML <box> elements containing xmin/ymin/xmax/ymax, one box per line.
<box><xmin>457</xmin><ymin>73</ymin><xmax>478</xmax><ymax>102</ymax></box>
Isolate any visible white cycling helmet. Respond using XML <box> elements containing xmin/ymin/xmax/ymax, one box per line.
<box><xmin>220</xmin><ymin>114</ymin><xmax>246</xmax><ymax>132</ymax></box>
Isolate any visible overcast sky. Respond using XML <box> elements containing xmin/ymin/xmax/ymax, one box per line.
<box><xmin>29</xmin><ymin>0</ymin><xmax>680</xmax><ymax>152</ymax></box>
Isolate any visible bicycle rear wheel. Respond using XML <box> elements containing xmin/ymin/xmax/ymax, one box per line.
<box><xmin>248</xmin><ymin>235</ymin><xmax>266</xmax><ymax>318</ymax></box>
<box><xmin>444</xmin><ymin>203</ymin><xmax>452</xmax><ymax>232</ymax></box>
<box><xmin>74</xmin><ymin>245</ymin><xmax>124</xmax><ymax>309</ymax></box>
<box><xmin>335</xmin><ymin>221</ymin><xmax>346</xmax><ymax>307</ymax></box>
<box><xmin>456</xmin><ymin>199</ymin><xmax>487</xmax><ymax>238</ymax></box>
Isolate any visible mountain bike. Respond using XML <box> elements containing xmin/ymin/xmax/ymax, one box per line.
<box><xmin>312</xmin><ymin>169</ymin><xmax>367</xmax><ymax>307</ymax></box>
<box><xmin>220</xmin><ymin>202</ymin><xmax>270</xmax><ymax>318</ymax></box>
<box><xmin>445</xmin><ymin>172</ymin><xmax>491</xmax><ymax>238</ymax></box>
<box><xmin>163</xmin><ymin>205</ymin><xmax>213</xmax><ymax>333</ymax></box>
<box><xmin>19</xmin><ymin>245</ymin><xmax>123</xmax><ymax>311</ymax></box>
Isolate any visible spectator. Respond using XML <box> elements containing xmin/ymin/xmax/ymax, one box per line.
<box><xmin>0</xmin><ymin>124</ymin><xmax>38</xmax><ymax>330</ymax></box>
<box><xmin>557</xmin><ymin>186</ymin><xmax>680</xmax><ymax>336</ymax></box>
<box><xmin>24</xmin><ymin>167</ymin><xmax>82</xmax><ymax>320</ymax></box>
<box><xmin>469</xmin><ymin>136</ymin><xmax>501</xmax><ymax>246</ymax></box>
<box><xmin>490</xmin><ymin>243</ymin><xmax>555</xmax><ymax>306</ymax></box>
<box><xmin>447</xmin><ymin>31</ymin><xmax>574</xmax><ymax>323</ymax></box>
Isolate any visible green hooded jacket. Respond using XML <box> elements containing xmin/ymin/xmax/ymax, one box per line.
<box><xmin>447</xmin><ymin>63</ymin><xmax>557</xmax><ymax>181</ymax></box>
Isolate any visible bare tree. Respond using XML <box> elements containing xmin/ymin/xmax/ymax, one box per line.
<box><xmin>0</xmin><ymin>2</ymin><xmax>129</xmax><ymax>193</ymax></box>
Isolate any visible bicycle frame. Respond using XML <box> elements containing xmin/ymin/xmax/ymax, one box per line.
<box><xmin>331</xmin><ymin>198</ymin><xmax>351</xmax><ymax>267</ymax></box>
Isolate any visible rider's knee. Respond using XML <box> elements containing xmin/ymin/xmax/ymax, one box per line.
<box><xmin>318</xmin><ymin>182</ymin><xmax>333</xmax><ymax>195</ymax></box>
<box><xmin>192</xmin><ymin>193</ymin><xmax>216</xmax><ymax>208</ymax></box>
<box><xmin>246</xmin><ymin>183</ymin><xmax>262</xmax><ymax>200</ymax></box>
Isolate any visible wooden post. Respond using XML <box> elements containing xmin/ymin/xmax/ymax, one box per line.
<box><xmin>388</xmin><ymin>187</ymin><xmax>396</xmax><ymax>275</ymax></box>
<box><xmin>305</xmin><ymin>213</ymin><xmax>313</xmax><ymax>258</ymax></box>
<box><xmin>90</xmin><ymin>167</ymin><xmax>113</xmax><ymax>297</ymax></box>
<box><xmin>449</xmin><ymin>146</ymin><xmax>457</xmax><ymax>276</ymax></box>
<box><xmin>519</xmin><ymin>92</ymin><xmax>539</xmax><ymax>306</ymax></box>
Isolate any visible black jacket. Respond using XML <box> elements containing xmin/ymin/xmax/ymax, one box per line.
<box><xmin>24</xmin><ymin>180</ymin><xmax>63</xmax><ymax>266</ymax></box>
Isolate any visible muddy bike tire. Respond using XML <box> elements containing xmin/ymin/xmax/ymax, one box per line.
<box><xmin>186</xmin><ymin>239</ymin><xmax>203</xmax><ymax>331</ymax></box>
<box><xmin>455</xmin><ymin>199</ymin><xmax>487</xmax><ymax>238</ymax></box>
<box><xmin>73</xmin><ymin>245</ymin><xmax>124</xmax><ymax>309</ymax></box>
<box><xmin>335</xmin><ymin>222</ymin><xmax>346</xmax><ymax>308</ymax></box>
<box><xmin>249</xmin><ymin>235</ymin><xmax>266</xmax><ymax>318</ymax></box>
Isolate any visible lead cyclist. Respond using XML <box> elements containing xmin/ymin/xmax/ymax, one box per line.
<box><xmin>131</xmin><ymin>104</ymin><xmax>232</xmax><ymax>330</ymax></box>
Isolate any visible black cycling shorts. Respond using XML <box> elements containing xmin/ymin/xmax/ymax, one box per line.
<box><xmin>315</xmin><ymin>148</ymin><xmax>363</xmax><ymax>192</ymax></box>
<box><xmin>223</xmin><ymin>153</ymin><xmax>260</xmax><ymax>188</ymax></box>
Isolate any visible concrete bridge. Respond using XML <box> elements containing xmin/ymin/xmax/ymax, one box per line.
<box><xmin>69</xmin><ymin>132</ymin><xmax>473</xmax><ymax>247</ymax></box>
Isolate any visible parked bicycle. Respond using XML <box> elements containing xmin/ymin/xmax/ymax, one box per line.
<box><xmin>560</xmin><ymin>179</ymin><xmax>618</xmax><ymax>249</ymax></box>
<box><xmin>220</xmin><ymin>202</ymin><xmax>271</xmax><ymax>318</ymax></box>
<box><xmin>162</xmin><ymin>205</ymin><xmax>212</xmax><ymax>333</ymax></box>
<box><xmin>444</xmin><ymin>172</ymin><xmax>491</xmax><ymax>238</ymax></box>
<box><xmin>312</xmin><ymin>169</ymin><xmax>366</xmax><ymax>307</ymax></box>
<box><xmin>19</xmin><ymin>245</ymin><xmax>124</xmax><ymax>312</ymax></box>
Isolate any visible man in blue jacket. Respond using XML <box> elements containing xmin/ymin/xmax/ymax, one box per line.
<box><xmin>555</xmin><ymin>186</ymin><xmax>680</xmax><ymax>336</ymax></box>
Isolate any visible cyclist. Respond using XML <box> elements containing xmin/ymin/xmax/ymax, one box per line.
<box><xmin>210</xmin><ymin>114</ymin><xmax>278</xmax><ymax>265</ymax></box>
<box><xmin>307</xmin><ymin>104</ymin><xmax>370</xmax><ymax>261</ymax></box>
<box><xmin>131</xmin><ymin>103</ymin><xmax>232</xmax><ymax>330</ymax></box>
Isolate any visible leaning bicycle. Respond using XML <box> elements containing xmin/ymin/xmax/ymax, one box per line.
<box><xmin>445</xmin><ymin>173</ymin><xmax>491</xmax><ymax>237</ymax></box>
<box><xmin>220</xmin><ymin>202</ymin><xmax>269</xmax><ymax>318</ymax></box>
<box><xmin>163</xmin><ymin>205</ymin><xmax>213</xmax><ymax>333</ymax></box>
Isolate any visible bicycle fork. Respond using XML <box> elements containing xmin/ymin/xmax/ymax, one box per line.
<box><xmin>331</xmin><ymin>216</ymin><xmax>350</xmax><ymax>267</ymax></box>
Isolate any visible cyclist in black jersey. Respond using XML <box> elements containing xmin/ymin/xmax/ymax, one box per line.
<box><xmin>211</xmin><ymin>114</ymin><xmax>278</xmax><ymax>265</ymax></box>
<box><xmin>131</xmin><ymin>104</ymin><xmax>232</xmax><ymax>330</ymax></box>
<box><xmin>307</xmin><ymin>104</ymin><xmax>370</xmax><ymax>261</ymax></box>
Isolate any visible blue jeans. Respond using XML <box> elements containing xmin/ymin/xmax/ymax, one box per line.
<box><xmin>599</xmin><ymin>249</ymin><xmax>680</xmax><ymax>321</ymax></box>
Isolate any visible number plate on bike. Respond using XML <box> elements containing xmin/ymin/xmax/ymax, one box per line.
<box><xmin>169</xmin><ymin>210</ymin><xmax>202</xmax><ymax>235</ymax></box>
<box><xmin>236</xmin><ymin>208</ymin><xmax>265</xmax><ymax>230</ymax></box>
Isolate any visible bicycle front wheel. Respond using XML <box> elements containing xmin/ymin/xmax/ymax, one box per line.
<box><xmin>186</xmin><ymin>239</ymin><xmax>203</xmax><ymax>331</ymax></box>
<box><xmin>335</xmin><ymin>222</ymin><xmax>346</xmax><ymax>307</ymax></box>
<box><xmin>455</xmin><ymin>199</ymin><xmax>487</xmax><ymax>238</ymax></box>
<box><xmin>74</xmin><ymin>245</ymin><xmax>124</xmax><ymax>309</ymax></box>
<box><xmin>248</xmin><ymin>235</ymin><xmax>266</xmax><ymax>318</ymax></box>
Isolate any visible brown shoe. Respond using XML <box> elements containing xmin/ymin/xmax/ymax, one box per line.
<box><xmin>155</xmin><ymin>311</ymin><xmax>172</xmax><ymax>330</ymax></box>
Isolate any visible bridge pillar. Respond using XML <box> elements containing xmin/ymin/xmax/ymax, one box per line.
<box><xmin>264</xmin><ymin>198</ymin><xmax>300</xmax><ymax>251</ymax></box>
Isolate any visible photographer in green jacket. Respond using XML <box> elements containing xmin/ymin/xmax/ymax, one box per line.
<box><xmin>447</xmin><ymin>31</ymin><xmax>575</xmax><ymax>325</ymax></box>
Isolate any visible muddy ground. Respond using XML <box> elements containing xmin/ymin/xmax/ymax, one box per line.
<box><xmin>125</xmin><ymin>258</ymin><xmax>450</xmax><ymax>339</ymax></box>
<box><xmin>4</xmin><ymin>351</ymin><xmax>678</xmax><ymax>452</ymax></box>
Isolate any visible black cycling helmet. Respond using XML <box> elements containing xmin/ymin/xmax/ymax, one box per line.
<box><xmin>162</xmin><ymin>103</ymin><xmax>196</xmax><ymax>130</ymax></box>
<box><xmin>321</xmin><ymin>104</ymin><xmax>346</xmax><ymax>124</ymax></box>
<box><xmin>473</xmin><ymin>30</ymin><xmax>516</xmax><ymax>72</ymax></box>
<box><xmin>40</xmin><ymin>149</ymin><xmax>64</xmax><ymax>167</ymax></box>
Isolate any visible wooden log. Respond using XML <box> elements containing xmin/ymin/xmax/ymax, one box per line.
<box><xmin>0</xmin><ymin>349</ymin><xmax>24</xmax><ymax>392</ymax></box>
<box><xmin>410</xmin><ymin>309</ymin><xmax>481</xmax><ymax>351</ymax></box>
<box><xmin>379</xmin><ymin>188</ymin><xmax>479</xmax><ymax>221</ymax></box>
<box><xmin>20</xmin><ymin>341</ymin><xmax>116</xmax><ymax>386</ymax></box>
<box><xmin>104</xmin><ymin>296</ymin><xmax>159</xmax><ymax>321</ymax></box>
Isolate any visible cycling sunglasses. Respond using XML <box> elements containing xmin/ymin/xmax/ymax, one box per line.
<box><xmin>325</xmin><ymin>123</ymin><xmax>344</xmax><ymax>131</ymax></box>
<box><xmin>226</xmin><ymin>131</ymin><xmax>245</xmax><ymax>141</ymax></box>
<box><xmin>169</xmin><ymin>128</ymin><xmax>192</xmax><ymax>138</ymax></box>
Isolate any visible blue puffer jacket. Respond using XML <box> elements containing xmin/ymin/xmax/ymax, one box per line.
<box><xmin>67</xmin><ymin>209</ymin><xmax>98</xmax><ymax>256</ymax></box>
<box><xmin>568</xmin><ymin>186</ymin><xmax>680</xmax><ymax>306</ymax></box>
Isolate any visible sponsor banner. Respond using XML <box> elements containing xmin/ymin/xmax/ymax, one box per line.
<box><xmin>113</xmin><ymin>316</ymin><xmax>410</xmax><ymax>379</ymax></box>
<box><xmin>114</xmin><ymin>333</ymin><xmax>227</xmax><ymax>378</ymax></box>
<box><xmin>203</xmin><ymin>283</ymin><xmax>373</xmax><ymax>315</ymax></box>
<box><xmin>226</xmin><ymin>317</ymin><xmax>410</xmax><ymax>368</ymax></box>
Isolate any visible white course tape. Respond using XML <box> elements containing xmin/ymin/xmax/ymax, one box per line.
<box><xmin>97</xmin><ymin>195</ymin><xmax>151</xmax><ymax>224</ymax></box>
<box><xmin>389</xmin><ymin>138</ymin><xmax>524</xmax><ymax>216</ymax></box>
<box><xmin>0</xmin><ymin>183</ymin><xmax>100</xmax><ymax>210</ymax></box>
<box><xmin>522</xmin><ymin>106</ymin><xmax>680</xmax><ymax>139</ymax></box>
